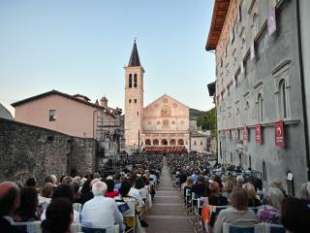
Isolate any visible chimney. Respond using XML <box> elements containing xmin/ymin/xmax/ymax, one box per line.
<box><xmin>100</xmin><ymin>97</ymin><xmax>108</xmax><ymax>108</ymax></box>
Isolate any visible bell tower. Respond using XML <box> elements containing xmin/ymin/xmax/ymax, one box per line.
<box><xmin>124</xmin><ymin>40</ymin><xmax>145</xmax><ymax>152</ymax></box>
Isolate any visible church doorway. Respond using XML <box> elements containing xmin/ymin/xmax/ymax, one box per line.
<box><xmin>153</xmin><ymin>139</ymin><xmax>159</xmax><ymax>146</ymax></box>
<box><xmin>170</xmin><ymin>139</ymin><xmax>176</xmax><ymax>146</ymax></box>
<box><xmin>161</xmin><ymin>139</ymin><xmax>168</xmax><ymax>146</ymax></box>
<box><xmin>178</xmin><ymin>139</ymin><xmax>184</xmax><ymax>146</ymax></box>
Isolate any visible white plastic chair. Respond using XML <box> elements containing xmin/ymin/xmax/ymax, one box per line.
<box><xmin>259</xmin><ymin>223</ymin><xmax>285</xmax><ymax>233</ymax></box>
<box><xmin>81</xmin><ymin>225</ymin><xmax>120</xmax><ymax>233</ymax></box>
<box><xmin>122</xmin><ymin>200</ymin><xmax>136</xmax><ymax>233</ymax></box>
<box><xmin>73</xmin><ymin>203</ymin><xmax>82</xmax><ymax>213</ymax></box>
<box><xmin>13</xmin><ymin>221</ymin><xmax>41</xmax><ymax>233</ymax></box>
<box><xmin>223</xmin><ymin>223</ymin><xmax>255</xmax><ymax>233</ymax></box>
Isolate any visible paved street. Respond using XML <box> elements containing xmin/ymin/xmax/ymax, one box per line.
<box><xmin>146</xmin><ymin>158</ymin><xmax>194</xmax><ymax>233</ymax></box>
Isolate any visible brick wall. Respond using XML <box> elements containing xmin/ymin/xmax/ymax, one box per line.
<box><xmin>0</xmin><ymin>118</ymin><xmax>96</xmax><ymax>184</ymax></box>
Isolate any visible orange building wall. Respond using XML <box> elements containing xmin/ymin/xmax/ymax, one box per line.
<box><xmin>14</xmin><ymin>95</ymin><xmax>97</xmax><ymax>138</ymax></box>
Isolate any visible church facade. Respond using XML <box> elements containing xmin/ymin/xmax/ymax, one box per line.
<box><xmin>124</xmin><ymin>42</ymin><xmax>191</xmax><ymax>154</ymax></box>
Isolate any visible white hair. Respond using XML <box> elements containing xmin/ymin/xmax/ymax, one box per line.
<box><xmin>299</xmin><ymin>182</ymin><xmax>310</xmax><ymax>200</ymax></box>
<box><xmin>236</xmin><ymin>175</ymin><xmax>244</xmax><ymax>184</ymax></box>
<box><xmin>92</xmin><ymin>181</ymin><xmax>107</xmax><ymax>196</ymax></box>
<box><xmin>50</xmin><ymin>175</ymin><xmax>57</xmax><ymax>184</ymax></box>
<box><xmin>267</xmin><ymin>187</ymin><xmax>284</xmax><ymax>210</ymax></box>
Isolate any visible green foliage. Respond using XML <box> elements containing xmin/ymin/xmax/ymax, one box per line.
<box><xmin>196</xmin><ymin>107</ymin><xmax>217</xmax><ymax>132</ymax></box>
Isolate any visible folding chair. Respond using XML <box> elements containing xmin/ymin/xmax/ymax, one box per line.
<box><xmin>263</xmin><ymin>223</ymin><xmax>285</xmax><ymax>233</ymax></box>
<box><xmin>81</xmin><ymin>225</ymin><xmax>119</xmax><ymax>233</ymax></box>
<box><xmin>223</xmin><ymin>223</ymin><xmax>255</xmax><ymax>233</ymax></box>
<box><xmin>13</xmin><ymin>221</ymin><xmax>41</xmax><ymax>233</ymax></box>
<box><xmin>73</xmin><ymin>203</ymin><xmax>82</xmax><ymax>213</ymax></box>
<box><xmin>123</xmin><ymin>200</ymin><xmax>136</xmax><ymax>233</ymax></box>
<box><xmin>185</xmin><ymin>189</ymin><xmax>192</xmax><ymax>215</ymax></box>
<box><xmin>71</xmin><ymin>223</ymin><xmax>82</xmax><ymax>233</ymax></box>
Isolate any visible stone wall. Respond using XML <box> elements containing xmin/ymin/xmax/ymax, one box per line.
<box><xmin>213</xmin><ymin>0</ymin><xmax>308</xmax><ymax>192</ymax></box>
<box><xmin>0</xmin><ymin>118</ymin><xmax>96</xmax><ymax>184</ymax></box>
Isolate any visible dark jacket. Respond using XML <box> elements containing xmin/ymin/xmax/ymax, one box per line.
<box><xmin>0</xmin><ymin>217</ymin><xmax>25</xmax><ymax>233</ymax></box>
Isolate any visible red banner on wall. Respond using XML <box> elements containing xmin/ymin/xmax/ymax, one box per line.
<box><xmin>256</xmin><ymin>124</ymin><xmax>263</xmax><ymax>144</ymax></box>
<box><xmin>275</xmin><ymin>120</ymin><xmax>285</xmax><ymax>148</ymax></box>
<box><xmin>243</xmin><ymin>127</ymin><xmax>248</xmax><ymax>144</ymax></box>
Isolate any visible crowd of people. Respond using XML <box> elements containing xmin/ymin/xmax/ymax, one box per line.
<box><xmin>0</xmin><ymin>154</ymin><xmax>163</xmax><ymax>233</ymax></box>
<box><xmin>168</xmin><ymin>154</ymin><xmax>310</xmax><ymax>233</ymax></box>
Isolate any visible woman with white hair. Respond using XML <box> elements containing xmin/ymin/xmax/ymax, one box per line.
<box><xmin>257</xmin><ymin>187</ymin><xmax>284</xmax><ymax>224</ymax></box>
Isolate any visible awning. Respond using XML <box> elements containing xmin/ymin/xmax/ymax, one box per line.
<box><xmin>143</xmin><ymin>146</ymin><xmax>187</xmax><ymax>154</ymax></box>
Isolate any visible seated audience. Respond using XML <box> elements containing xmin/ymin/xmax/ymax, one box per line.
<box><xmin>0</xmin><ymin>182</ymin><xmax>22</xmax><ymax>233</ymax></box>
<box><xmin>243</xmin><ymin>183</ymin><xmax>261</xmax><ymax>207</ymax></box>
<box><xmin>271</xmin><ymin>180</ymin><xmax>287</xmax><ymax>198</ymax></box>
<box><xmin>183</xmin><ymin>177</ymin><xmax>193</xmax><ymax>200</ymax></box>
<box><xmin>79</xmin><ymin>179</ymin><xmax>93</xmax><ymax>205</ymax></box>
<box><xmin>213</xmin><ymin>188</ymin><xmax>259</xmax><ymax>233</ymax></box>
<box><xmin>41</xmin><ymin>198</ymin><xmax>73</xmax><ymax>233</ymax></box>
<box><xmin>14</xmin><ymin>187</ymin><xmax>39</xmax><ymax>222</ymax></box>
<box><xmin>222</xmin><ymin>178</ymin><xmax>234</xmax><ymax>198</ymax></box>
<box><xmin>208</xmin><ymin>181</ymin><xmax>228</xmax><ymax>206</ymax></box>
<box><xmin>80</xmin><ymin>181</ymin><xmax>123</xmax><ymax>229</ymax></box>
<box><xmin>44</xmin><ymin>175</ymin><xmax>58</xmax><ymax>187</ymax></box>
<box><xmin>257</xmin><ymin>187</ymin><xmax>284</xmax><ymax>224</ymax></box>
<box><xmin>105</xmin><ymin>179</ymin><xmax>119</xmax><ymax>198</ymax></box>
<box><xmin>191</xmin><ymin>176</ymin><xmax>208</xmax><ymax>198</ymax></box>
<box><xmin>41</xmin><ymin>184</ymin><xmax>79</xmax><ymax>223</ymax></box>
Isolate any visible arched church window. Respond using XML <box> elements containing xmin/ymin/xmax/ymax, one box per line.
<box><xmin>153</xmin><ymin>139</ymin><xmax>159</xmax><ymax>145</ymax></box>
<box><xmin>145</xmin><ymin>139</ymin><xmax>151</xmax><ymax>145</ymax></box>
<box><xmin>178</xmin><ymin>139</ymin><xmax>184</xmax><ymax>146</ymax></box>
<box><xmin>134</xmin><ymin>74</ymin><xmax>138</xmax><ymax>88</ymax></box>
<box><xmin>129</xmin><ymin>74</ymin><xmax>133</xmax><ymax>88</ymax></box>
<box><xmin>257</xmin><ymin>94</ymin><xmax>264</xmax><ymax>122</ymax></box>
<box><xmin>161</xmin><ymin>139</ymin><xmax>168</xmax><ymax>146</ymax></box>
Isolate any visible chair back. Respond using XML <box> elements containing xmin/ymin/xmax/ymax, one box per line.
<box><xmin>123</xmin><ymin>200</ymin><xmax>136</xmax><ymax>217</ymax></box>
<box><xmin>185</xmin><ymin>188</ymin><xmax>191</xmax><ymax>197</ymax></box>
<box><xmin>81</xmin><ymin>225</ymin><xmax>119</xmax><ymax>233</ymax></box>
<box><xmin>73</xmin><ymin>203</ymin><xmax>82</xmax><ymax>213</ymax></box>
<box><xmin>81</xmin><ymin>227</ymin><xmax>106</xmax><ymax>233</ymax></box>
<box><xmin>262</xmin><ymin>223</ymin><xmax>285</xmax><ymax>233</ymax></box>
<box><xmin>13</xmin><ymin>221</ymin><xmax>41</xmax><ymax>233</ymax></box>
<box><xmin>223</xmin><ymin>223</ymin><xmax>255</xmax><ymax>233</ymax></box>
<box><xmin>122</xmin><ymin>199</ymin><xmax>136</xmax><ymax>229</ymax></box>
<box><xmin>71</xmin><ymin>223</ymin><xmax>82</xmax><ymax>233</ymax></box>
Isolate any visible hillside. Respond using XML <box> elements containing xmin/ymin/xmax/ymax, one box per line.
<box><xmin>190</xmin><ymin>107</ymin><xmax>217</xmax><ymax>132</ymax></box>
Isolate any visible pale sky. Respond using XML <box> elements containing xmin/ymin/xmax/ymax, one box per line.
<box><xmin>0</xmin><ymin>0</ymin><xmax>216</xmax><ymax>115</ymax></box>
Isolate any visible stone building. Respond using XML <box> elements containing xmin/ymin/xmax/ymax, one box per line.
<box><xmin>124</xmin><ymin>41</ymin><xmax>209</xmax><ymax>155</ymax></box>
<box><xmin>12</xmin><ymin>90</ymin><xmax>123</xmax><ymax>158</ymax></box>
<box><xmin>299</xmin><ymin>0</ymin><xmax>310</xmax><ymax>181</ymax></box>
<box><xmin>206</xmin><ymin>0</ymin><xmax>309</xmax><ymax>192</ymax></box>
<box><xmin>0</xmin><ymin>103</ymin><xmax>13</xmax><ymax>120</ymax></box>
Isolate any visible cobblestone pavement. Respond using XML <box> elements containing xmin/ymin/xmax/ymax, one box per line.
<box><xmin>146</xmin><ymin>157</ymin><xmax>194</xmax><ymax>233</ymax></box>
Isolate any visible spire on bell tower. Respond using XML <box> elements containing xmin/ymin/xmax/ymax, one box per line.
<box><xmin>128</xmin><ymin>39</ymin><xmax>141</xmax><ymax>67</ymax></box>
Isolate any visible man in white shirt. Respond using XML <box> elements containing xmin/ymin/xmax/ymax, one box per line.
<box><xmin>80</xmin><ymin>181</ymin><xmax>123</xmax><ymax>230</ymax></box>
